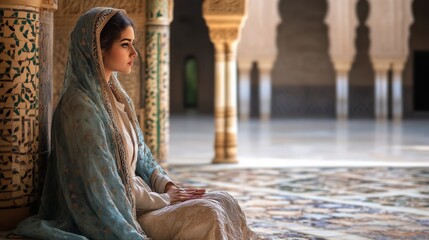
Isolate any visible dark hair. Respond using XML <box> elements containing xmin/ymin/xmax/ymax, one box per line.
<box><xmin>100</xmin><ymin>11</ymin><xmax>134</xmax><ymax>51</ymax></box>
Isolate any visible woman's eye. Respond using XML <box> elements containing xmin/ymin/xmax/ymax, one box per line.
<box><xmin>121</xmin><ymin>43</ymin><xmax>128</xmax><ymax>48</ymax></box>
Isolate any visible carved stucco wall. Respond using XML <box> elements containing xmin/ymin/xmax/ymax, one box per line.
<box><xmin>203</xmin><ymin>0</ymin><xmax>246</xmax><ymax>15</ymax></box>
<box><xmin>238</xmin><ymin>0</ymin><xmax>280</xmax><ymax>66</ymax></box>
<box><xmin>53</xmin><ymin>0</ymin><xmax>145</xmax><ymax>108</ymax></box>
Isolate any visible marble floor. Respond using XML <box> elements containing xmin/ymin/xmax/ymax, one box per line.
<box><xmin>166</xmin><ymin>116</ymin><xmax>429</xmax><ymax>239</ymax></box>
<box><xmin>1</xmin><ymin>117</ymin><xmax>429</xmax><ymax>239</ymax></box>
<box><xmin>169</xmin><ymin>116</ymin><xmax>429</xmax><ymax>167</ymax></box>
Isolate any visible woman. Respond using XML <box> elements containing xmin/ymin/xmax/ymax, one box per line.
<box><xmin>14</xmin><ymin>7</ymin><xmax>257</xmax><ymax>240</ymax></box>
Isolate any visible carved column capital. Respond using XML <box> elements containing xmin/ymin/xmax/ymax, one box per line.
<box><xmin>370</xmin><ymin>58</ymin><xmax>391</xmax><ymax>73</ymax></box>
<box><xmin>208</xmin><ymin>27</ymin><xmax>240</xmax><ymax>44</ymax></box>
<box><xmin>203</xmin><ymin>0</ymin><xmax>247</xmax><ymax>45</ymax></box>
<box><xmin>392</xmin><ymin>60</ymin><xmax>406</xmax><ymax>73</ymax></box>
<box><xmin>0</xmin><ymin>0</ymin><xmax>57</xmax><ymax>11</ymax></box>
<box><xmin>332</xmin><ymin>60</ymin><xmax>353</xmax><ymax>74</ymax></box>
<box><xmin>146</xmin><ymin>0</ymin><xmax>173</xmax><ymax>25</ymax></box>
<box><xmin>258</xmin><ymin>60</ymin><xmax>275</xmax><ymax>72</ymax></box>
<box><xmin>0</xmin><ymin>0</ymin><xmax>41</xmax><ymax>10</ymax></box>
<box><xmin>203</xmin><ymin>0</ymin><xmax>246</xmax><ymax>16</ymax></box>
<box><xmin>40</xmin><ymin>0</ymin><xmax>57</xmax><ymax>11</ymax></box>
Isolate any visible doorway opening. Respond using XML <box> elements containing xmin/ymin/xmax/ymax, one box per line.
<box><xmin>184</xmin><ymin>56</ymin><xmax>198</xmax><ymax>109</ymax></box>
<box><xmin>413</xmin><ymin>51</ymin><xmax>429</xmax><ymax>111</ymax></box>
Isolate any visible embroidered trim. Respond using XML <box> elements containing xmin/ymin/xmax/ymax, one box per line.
<box><xmin>92</xmin><ymin>8</ymin><xmax>143</xmax><ymax>234</ymax></box>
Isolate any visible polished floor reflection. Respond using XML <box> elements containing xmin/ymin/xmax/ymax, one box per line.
<box><xmin>169</xmin><ymin>116</ymin><xmax>429</xmax><ymax>166</ymax></box>
<box><xmin>168</xmin><ymin>116</ymin><xmax>429</xmax><ymax>239</ymax></box>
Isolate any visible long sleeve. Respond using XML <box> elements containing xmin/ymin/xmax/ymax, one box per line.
<box><xmin>150</xmin><ymin>169</ymin><xmax>175</xmax><ymax>194</ymax></box>
<box><xmin>134</xmin><ymin>127</ymin><xmax>173</xmax><ymax>189</ymax></box>
<box><xmin>133</xmin><ymin>176</ymin><xmax>170</xmax><ymax>213</ymax></box>
<box><xmin>112</xmin><ymin>94</ymin><xmax>174</xmax><ymax>214</ymax></box>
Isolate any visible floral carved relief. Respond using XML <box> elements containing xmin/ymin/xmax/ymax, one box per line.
<box><xmin>57</xmin><ymin>0</ymin><xmax>145</xmax><ymax>15</ymax></box>
<box><xmin>204</xmin><ymin>0</ymin><xmax>245</xmax><ymax>15</ymax></box>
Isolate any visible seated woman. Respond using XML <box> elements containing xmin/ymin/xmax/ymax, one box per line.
<box><xmin>14</xmin><ymin>7</ymin><xmax>258</xmax><ymax>240</ymax></box>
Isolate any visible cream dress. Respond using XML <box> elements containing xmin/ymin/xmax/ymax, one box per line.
<box><xmin>114</xmin><ymin>98</ymin><xmax>258</xmax><ymax>240</ymax></box>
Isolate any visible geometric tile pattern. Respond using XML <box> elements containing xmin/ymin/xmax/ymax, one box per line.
<box><xmin>271</xmin><ymin>85</ymin><xmax>414</xmax><ymax>118</ymax></box>
<box><xmin>170</xmin><ymin>167</ymin><xmax>429</xmax><ymax>240</ymax></box>
<box><xmin>0</xmin><ymin>8</ymin><xmax>40</xmax><ymax>208</ymax></box>
<box><xmin>271</xmin><ymin>86</ymin><xmax>336</xmax><ymax>118</ymax></box>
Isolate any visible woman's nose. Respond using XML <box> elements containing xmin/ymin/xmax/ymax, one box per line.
<box><xmin>131</xmin><ymin>46</ymin><xmax>138</xmax><ymax>57</ymax></box>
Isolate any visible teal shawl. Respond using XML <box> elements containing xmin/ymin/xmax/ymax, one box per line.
<box><xmin>15</xmin><ymin>7</ymin><xmax>165</xmax><ymax>239</ymax></box>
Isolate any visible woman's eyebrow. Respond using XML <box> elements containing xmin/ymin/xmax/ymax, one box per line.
<box><xmin>119</xmin><ymin>38</ymin><xmax>133</xmax><ymax>42</ymax></box>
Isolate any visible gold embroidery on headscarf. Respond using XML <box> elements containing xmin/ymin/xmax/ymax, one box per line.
<box><xmin>91</xmin><ymin>8</ymin><xmax>143</xmax><ymax>234</ymax></box>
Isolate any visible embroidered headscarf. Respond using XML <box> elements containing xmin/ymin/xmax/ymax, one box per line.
<box><xmin>15</xmin><ymin>7</ymin><xmax>165</xmax><ymax>239</ymax></box>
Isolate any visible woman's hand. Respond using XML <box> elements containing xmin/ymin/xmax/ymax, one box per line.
<box><xmin>164</xmin><ymin>182</ymin><xmax>178</xmax><ymax>192</ymax></box>
<box><xmin>166</xmin><ymin>187</ymin><xmax>206</xmax><ymax>204</ymax></box>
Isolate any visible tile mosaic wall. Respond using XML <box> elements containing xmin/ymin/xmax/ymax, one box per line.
<box><xmin>0</xmin><ymin>9</ymin><xmax>40</xmax><ymax>208</ymax></box>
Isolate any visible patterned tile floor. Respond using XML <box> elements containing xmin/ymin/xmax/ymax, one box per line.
<box><xmin>165</xmin><ymin>118</ymin><xmax>429</xmax><ymax>239</ymax></box>
<box><xmin>169</xmin><ymin>166</ymin><xmax>429</xmax><ymax>240</ymax></box>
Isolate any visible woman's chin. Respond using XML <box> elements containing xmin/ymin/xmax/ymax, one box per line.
<box><xmin>118</xmin><ymin>68</ymin><xmax>133</xmax><ymax>75</ymax></box>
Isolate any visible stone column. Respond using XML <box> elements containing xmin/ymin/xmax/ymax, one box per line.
<box><xmin>325</xmin><ymin>0</ymin><xmax>358</xmax><ymax>120</ymax></box>
<box><xmin>238</xmin><ymin>61</ymin><xmax>251</xmax><ymax>121</ymax></box>
<box><xmin>259</xmin><ymin>65</ymin><xmax>272</xmax><ymax>121</ymax></box>
<box><xmin>0</xmin><ymin>0</ymin><xmax>44</xmax><ymax>230</ymax></box>
<box><xmin>335</xmin><ymin>69</ymin><xmax>349</xmax><ymax>119</ymax></box>
<box><xmin>203</xmin><ymin>0</ymin><xmax>247</xmax><ymax>163</ymax></box>
<box><xmin>392</xmin><ymin>61</ymin><xmax>405</xmax><ymax>121</ymax></box>
<box><xmin>225</xmin><ymin>41</ymin><xmax>238</xmax><ymax>160</ymax></box>
<box><xmin>214</xmin><ymin>42</ymin><xmax>226</xmax><ymax>161</ymax></box>
<box><xmin>145</xmin><ymin>0</ymin><xmax>173</xmax><ymax>167</ymax></box>
<box><xmin>373</xmin><ymin>62</ymin><xmax>389</xmax><ymax>120</ymax></box>
<box><xmin>368</xmin><ymin>0</ymin><xmax>413</xmax><ymax>120</ymax></box>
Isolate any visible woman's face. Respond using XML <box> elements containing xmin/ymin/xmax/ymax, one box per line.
<box><xmin>103</xmin><ymin>26</ymin><xmax>137</xmax><ymax>75</ymax></box>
